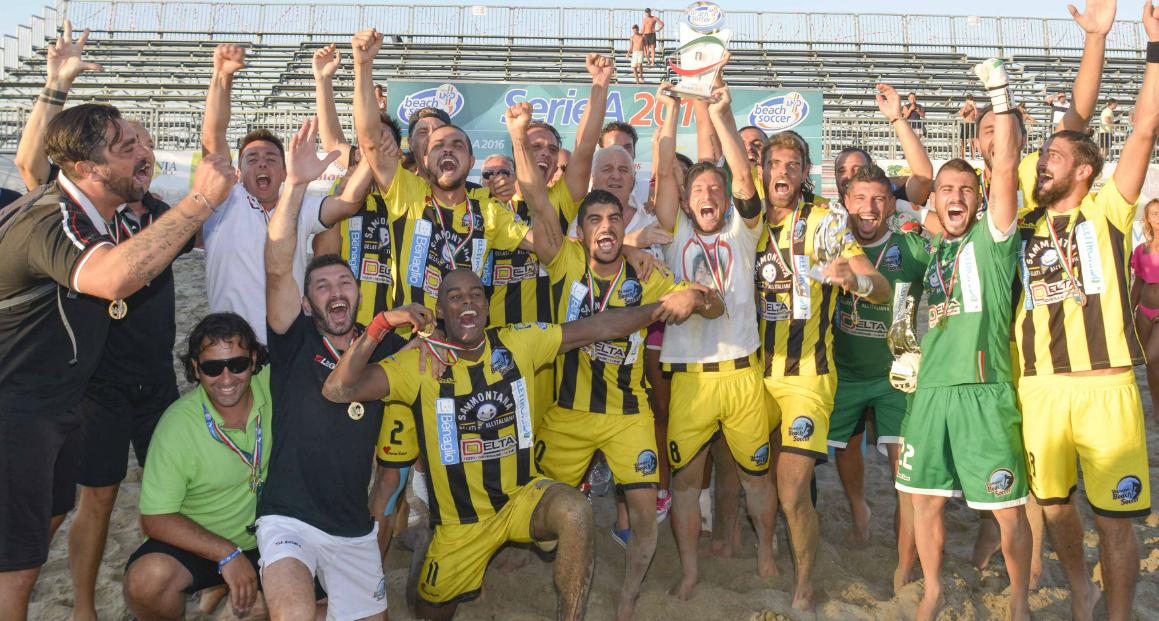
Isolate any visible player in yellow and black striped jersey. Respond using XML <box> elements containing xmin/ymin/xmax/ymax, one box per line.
<box><xmin>1014</xmin><ymin>124</ymin><xmax>1153</xmax><ymax>605</ymax></box>
<box><xmin>752</xmin><ymin>128</ymin><xmax>891</xmax><ymax>609</ymax></box>
<box><xmin>320</xmin><ymin>267</ymin><xmax>677</xmax><ymax>615</ymax></box>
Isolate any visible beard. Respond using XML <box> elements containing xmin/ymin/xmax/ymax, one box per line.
<box><xmin>433</xmin><ymin>169</ymin><xmax>469</xmax><ymax>192</ymax></box>
<box><xmin>1031</xmin><ymin>173</ymin><xmax>1075</xmax><ymax>208</ymax></box>
<box><xmin>307</xmin><ymin>297</ymin><xmax>356</xmax><ymax>338</ymax></box>
<box><xmin>98</xmin><ymin>169</ymin><xmax>147</xmax><ymax>203</ymax></box>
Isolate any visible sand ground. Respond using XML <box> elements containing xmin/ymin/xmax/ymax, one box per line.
<box><xmin>26</xmin><ymin>252</ymin><xmax>1159</xmax><ymax>620</ymax></box>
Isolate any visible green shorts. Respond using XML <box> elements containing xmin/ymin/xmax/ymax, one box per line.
<box><xmin>828</xmin><ymin>376</ymin><xmax>907</xmax><ymax>450</ymax></box>
<box><xmin>894</xmin><ymin>382</ymin><xmax>1029</xmax><ymax>510</ymax></box>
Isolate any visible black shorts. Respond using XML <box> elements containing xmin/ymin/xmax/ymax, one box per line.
<box><xmin>126</xmin><ymin>538</ymin><xmax>262</xmax><ymax>593</ymax></box>
<box><xmin>76</xmin><ymin>379</ymin><xmax>177</xmax><ymax>487</ymax></box>
<box><xmin>0</xmin><ymin>406</ymin><xmax>85</xmax><ymax>570</ymax></box>
<box><xmin>644</xmin><ymin>33</ymin><xmax>656</xmax><ymax>46</ymax></box>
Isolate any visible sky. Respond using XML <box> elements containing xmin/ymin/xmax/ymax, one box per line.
<box><xmin>0</xmin><ymin>0</ymin><xmax>1115</xmax><ymax>44</ymax></box>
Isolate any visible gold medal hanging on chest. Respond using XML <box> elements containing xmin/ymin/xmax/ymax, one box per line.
<box><xmin>108</xmin><ymin>299</ymin><xmax>128</xmax><ymax>320</ymax></box>
<box><xmin>348</xmin><ymin>402</ymin><xmax>365</xmax><ymax>420</ymax></box>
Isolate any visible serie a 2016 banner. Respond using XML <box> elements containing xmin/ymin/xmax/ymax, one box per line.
<box><xmin>390</xmin><ymin>80</ymin><xmax>823</xmax><ymax>188</ymax></box>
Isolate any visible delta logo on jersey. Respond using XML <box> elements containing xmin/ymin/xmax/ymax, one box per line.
<box><xmin>397</xmin><ymin>83</ymin><xmax>465</xmax><ymax>123</ymax></box>
<box><xmin>749</xmin><ymin>92</ymin><xmax>809</xmax><ymax>131</ymax></box>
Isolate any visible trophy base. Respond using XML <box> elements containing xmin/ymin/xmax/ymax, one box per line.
<box><xmin>662</xmin><ymin>85</ymin><xmax>717</xmax><ymax>102</ymax></box>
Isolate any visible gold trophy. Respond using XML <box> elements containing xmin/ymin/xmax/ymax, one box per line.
<box><xmin>663</xmin><ymin>2</ymin><xmax>731</xmax><ymax>100</ymax></box>
<box><xmin>887</xmin><ymin>295</ymin><xmax>922</xmax><ymax>393</ymax></box>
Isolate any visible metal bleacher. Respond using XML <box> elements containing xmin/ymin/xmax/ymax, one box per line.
<box><xmin>0</xmin><ymin>1</ymin><xmax>1151</xmax><ymax>159</ymax></box>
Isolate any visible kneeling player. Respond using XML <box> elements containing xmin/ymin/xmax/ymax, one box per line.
<box><xmin>323</xmin><ymin>268</ymin><xmax>684</xmax><ymax>620</ymax></box>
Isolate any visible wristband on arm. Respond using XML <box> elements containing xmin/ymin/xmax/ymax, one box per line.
<box><xmin>217</xmin><ymin>547</ymin><xmax>243</xmax><ymax>574</ymax></box>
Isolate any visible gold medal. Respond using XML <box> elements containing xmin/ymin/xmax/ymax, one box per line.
<box><xmin>108</xmin><ymin>299</ymin><xmax>128</xmax><ymax>320</ymax></box>
<box><xmin>417</xmin><ymin>326</ymin><xmax>434</xmax><ymax>339</ymax></box>
<box><xmin>1072</xmin><ymin>289</ymin><xmax>1088</xmax><ymax>307</ymax></box>
<box><xmin>348</xmin><ymin>402</ymin><xmax>365</xmax><ymax>420</ymax></box>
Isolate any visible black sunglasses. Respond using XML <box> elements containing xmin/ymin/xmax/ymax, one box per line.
<box><xmin>481</xmin><ymin>169</ymin><xmax>512</xmax><ymax>180</ymax></box>
<box><xmin>197</xmin><ymin>356</ymin><xmax>253</xmax><ymax>377</ymax></box>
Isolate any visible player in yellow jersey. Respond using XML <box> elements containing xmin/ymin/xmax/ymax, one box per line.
<box><xmin>509</xmin><ymin>101</ymin><xmax>720</xmax><ymax>621</ymax></box>
<box><xmin>1013</xmin><ymin>5</ymin><xmax>1157</xmax><ymax>619</ymax></box>
<box><xmin>742</xmin><ymin>118</ymin><xmax>892</xmax><ymax>611</ymax></box>
<box><xmin>322</xmin><ymin>268</ymin><xmax>683</xmax><ymax>620</ymax></box>
<box><xmin>967</xmin><ymin>0</ymin><xmax>1117</xmax><ymax>588</ymax></box>
<box><xmin>350</xmin><ymin>28</ymin><xmax>535</xmax><ymax>561</ymax></box>
<box><xmin>650</xmin><ymin>80</ymin><xmax>776</xmax><ymax>601</ymax></box>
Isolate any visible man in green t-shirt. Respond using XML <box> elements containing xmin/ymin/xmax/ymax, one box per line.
<box><xmin>829</xmin><ymin>164</ymin><xmax>929</xmax><ymax>591</ymax></box>
<box><xmin>124</xmin><ymin>313</ymin><xmax>272</xmax><ymax>620</ymax></box>
<box><xmin>894</xmin><ymin>60</ymin><xmax>1032</xmax><ymax>621</ymax></box>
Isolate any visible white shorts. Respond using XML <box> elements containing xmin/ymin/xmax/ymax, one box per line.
<box><xmin>631</xmin><ymin>51</ymin><xmax>644</xmax><ymax>67</ymax></box>
<box><xmin>256</xmin><ymin>515</ymin><xmax>387</xmax><ymax>620</ymax></box>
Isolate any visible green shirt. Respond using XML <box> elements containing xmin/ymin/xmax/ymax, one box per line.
<box><xmin>835</xmin><ymin>231</ymin><xmax>931</xmax><ymax>381</ymax></box>
<box><xmin>139</xmin><ymin>368</ymin><xmax>273</xmax><ymax>550</ymax></box>
<box><xmin>917</xmin><ymin>212</ymin><xmax>1017</xmax><ymax>388</ymax></box>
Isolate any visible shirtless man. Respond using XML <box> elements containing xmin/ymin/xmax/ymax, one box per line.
<box><xmin>642</xmin><ymin>9</ymin><xmax>664</xmax><ymax>66</ymax></box>
<box><xmin>629</xmin><ymin>26</ymin><xmax>645</xmax><ymax>84</ymax></box>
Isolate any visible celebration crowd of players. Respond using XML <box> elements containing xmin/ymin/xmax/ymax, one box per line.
<box><xmin>0</xmin><ymin>1</ymin><xmax>1154</xmax><ymax>620</ymax></box>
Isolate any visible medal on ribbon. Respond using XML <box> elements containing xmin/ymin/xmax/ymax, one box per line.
<box><xmin>202</xmin><ymin>402</ymin><xmax>263</xmax><ymax>493</ymax></box>
<box><xmin>1046</xmin><ymin>214</ymin><xmax>1086</xmax><ymax>307</ymax></box>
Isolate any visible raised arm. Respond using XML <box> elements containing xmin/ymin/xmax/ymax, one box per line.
<box><xmin>265</xmin><ymin>118</ymin><xmax>340</xmax><ymax>335</ymax></box>
<box><xmin>707</xmin><ymin>84</ymin><xmax>762</xmax><ymax>225</ymax></box>
<box><xmin>351</xmin><ymin>29</ymin><xmax>398</xmax><ymax>191</ymax></box>
<box><xmin>320</xmin><ymin>136</ymin><xmax>394</xmax><ymax>227</ymax></box>
<box><xmin>15</xmin><ymin>21</ymin><xmax>102</xmax><ymax>189</ymax></box>
<box><xmin>974</xmin><ymin>59</ymin><xmax>1020</xmax><ymax>233</ymax></box>
<box><xmin>1113</xmin><ymin>1</ymin><xmax>1159</xmax><ymax>202</ymax></box>
<box><xmin>565</xmin><ymin>54</ymin><xmax>613</xmax><ymax>202</ymax></box>
<box><xmin>694</xmin><ymin>99</ymin><xmax>722</xmax><ymax>163</ymax></box>
<box><xmin>75</xmin><ymin>156</ymin><xmax>236</xmax><ymax>300</ymax></box>
<box><xmin>202</xmin><ymin>44</ymin><xmax>246</xmax><ymax>159</ymax></box>
<box><xmin>312</xmin><ymin>43</ymin><xmax>353</xmax><ymax>165</ymax></box>
<box><xmin>653</xmin><ymin>84</ymin><xmax>681</xmax><ymax>232</ymax></box>
<box><xmin>1062</xmin><ymin>0</ymin><xmax>1116</xmax><ymax>131</ymax></box>
<box><xmin>876</xmin><ymin>83</ymin><xmax>933</xmax><ymax>206</ymax></box>
<box><xmin>559</xmin><ymin>303</ymin><xmax>660</xmax><ymax>353</ymax></box>
<box><xmin>508</xmin><ymin>102</ymin><xmax>563</xmax><ymax>264</ymax></box>
<box><xmin>322</xmin><ymin>304</ymin><xmax>433</xmax><ymax>403</ymax></box>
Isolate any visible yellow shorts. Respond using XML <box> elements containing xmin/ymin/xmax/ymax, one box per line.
<box><xmin>535</xmin><ymin>406</ymin><xmax>659</xmax><ymax>489</ymax></box>
<box><xmin>1020</xmin><ymin>370</ymin><xmax>1151</xmax><ymax>517</ymax></box>
<box><xmin>376</xmin><ymin>400</ymin><xmax>420</xmax><ymax>467</ymax></box>
<box><xmin>667</xmin><ymin>365</ymin><xmax>770</xmax><ymax>475</ymax></box>
<box><xmin>417</xmin><ymin>478</ymin><xmax>558</xmax><ymax>606</ymax></box>
<box><xmin>532</xmin><ymin>363</ymin><xmax>555</xmax><ymax>430</ymax></box>
<box><xmin>765</xmin><ymin>373</ymin><xmax>835</xmax><ymax>461</ymax></box>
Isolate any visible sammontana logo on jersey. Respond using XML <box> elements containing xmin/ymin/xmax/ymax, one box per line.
<box><xmin>458</xmin><ymin>389</ymin><xmax>516</xmax><ymax>432</ymax></box>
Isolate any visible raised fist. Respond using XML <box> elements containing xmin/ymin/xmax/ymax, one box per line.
<box><xmin>213</xmin><ymin>44</ymin><xmax>246</xmax><ymax>76</ymax></box>
<box><xmin>312</xmin><ymin>43</ymin><xmax>341</xmax><ymax>80</ymax></box>
<box><xmin>505</xmin><ymin>102</ymin><xmax>533</xmax><ymax>136</ymax></box>
<box><xmin>191</xmin><ymin>153</ymin><xmax>237</xmax><ymax>207</ymax></box>
<box><xmin>585</xmin><ymin>53</ymin><xmax>615</xmax><ymax>87</ymax></box>
<box><xmin>46</xmin><ymin>20</ymin><xmax>103</xmax><ymax>86</ymax></box>
<box><xmin>973</xmin><ymin>58</ymin><xmax>1009</xmax><ymax>90</ymax></box>
<box><xmin>351</xmin><ymin>29</ymin><xmax>384</xmax><ymax>66</ymax></box>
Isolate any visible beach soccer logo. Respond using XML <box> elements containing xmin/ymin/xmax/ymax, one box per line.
<box><xmin>788</xmin><ymin>416</ymin><xmax>815</xmax><ymax>442</ymax></box>
<box><xmin>619</xmin><ymin>278</ymin><xmax>643</xmax><ymax>305</ymax></box>
<box><xmin>749</xmin><ymin>92</ymin><xmax>809</xmax><ymax>132</ymax></box>
<box><xmin>397</xmin><ymin>83</ymin><xmax>466</xmax><ymax>123</ymax></box>
<box><xmin>635</xmin><ymin>449</ymin><xmax>658</xmax><ymax>475</ymax></box>
<box><xmin>752</xmin><ymin>442</ymin><xmax>770</xmax><ymax>467</ymax></box>
<box><xmin>986</xmin><ymin>468</ymin><xmax>1015</xmax><ymax>496</ymax></box>
<box><xmin>1112</xmin><ymin>475</ymin><xmax>1143</xmax><ymax>505</ymax></box>
<box><xmin>491</xmin><ymin>347</ymin><xmax>515</xmax><ymax>374</ymax></box>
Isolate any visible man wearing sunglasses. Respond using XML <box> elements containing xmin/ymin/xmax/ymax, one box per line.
<box><xmin>256</xmin><ymin>118</ymin><xmax>429</xmax><ymax>621</ymax></box>
<box><xmin>124</xmin><ymin>312</ymin><xmax>271</xmax><ymax>620</ymax></box>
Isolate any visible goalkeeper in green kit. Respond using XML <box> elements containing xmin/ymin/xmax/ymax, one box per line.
<box><xmin>893</xmin><ymin>59</ymin><xmax>1032</xmax><ymax>621</ymax></box>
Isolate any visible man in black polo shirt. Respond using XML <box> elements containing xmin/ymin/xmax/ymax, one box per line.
<box><xmin>11</xmin><ymin>32</ymin><xmax>194</xmax><ymax>611</ymax></box>
<box><xmin>257</xmin><ymin>118</ymin><xmax>429</xmax><ymax>619</ymax></box>
<box><xmin>0</xmin><ymin>103</ymin><xmax>235</xmax><ymax>618</ymax></box>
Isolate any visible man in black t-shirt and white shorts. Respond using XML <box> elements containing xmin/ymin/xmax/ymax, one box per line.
<box><xmin>257</xmin><ymin>119</ymin><xmax>430</xmax><ymax>620</ymax></box>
